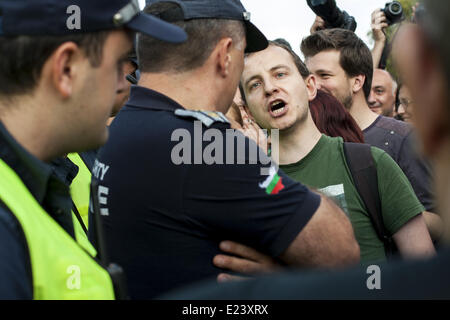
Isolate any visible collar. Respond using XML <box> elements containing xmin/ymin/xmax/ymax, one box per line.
<box><xmin>363</xmin><ymin>115</ymin><xmax>382</xmax><ymax>134</ymax></box>
<box><xmin>0</xmin><ymin>121</ymin><xmax>52</xmax><ymax>204</ymax></box>
<box><xmin>51</xmin><ymin>157</ymin><xmax>79</xmax><ymax>187</ymax></box>
<box><xmin>126</xmin><ymin>85</ymin><xmax>186</xmax><ymax>112</ymax></box>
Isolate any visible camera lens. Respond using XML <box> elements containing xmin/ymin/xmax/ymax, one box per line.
<box><xmin>390</xmin><ymin>3</ymin><xmax>401</xmax><ymax>14</ymax></box>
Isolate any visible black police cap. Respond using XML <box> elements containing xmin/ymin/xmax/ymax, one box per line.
<box><xmin>146</xmin><ymin>0</ymin><xmax>268</xmax><ymax>53</ymax></box>
<box><xmin>0</xmin><ymin>0</ymin><xmax>187</xmax><ymax>43</ymax></box>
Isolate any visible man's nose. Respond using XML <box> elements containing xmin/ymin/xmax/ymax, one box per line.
<box><xmin>264</xmin><ymin>78</ymin><xmax>279</xmax><ymax>96</ymax></box>
<box><xmin>368</xmin><ymin>92</ymin><xmax>376</xmax><ymax>105</ymax></box>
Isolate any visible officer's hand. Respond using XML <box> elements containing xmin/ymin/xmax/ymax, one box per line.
<box><xmin>371</xmin><ymin>9</ymin><xmax>388</xmax><ymax>43</ymax></box>
<box><xmin>310</xmin><ymin>15</ymin><xmax>325</xmax><ymax>34</ymax></box>
<box><xmin>238</xmin><ymin>106</ymin><xmax>268</xmax><ymax>154</ymax></box>
<box><xmin>213</xmin><ymin>240</ymin><xmax>281</xmax><ymax>283</ymax></box>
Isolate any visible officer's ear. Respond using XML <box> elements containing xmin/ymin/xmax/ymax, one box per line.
<box><xmin>215</xmin><ymin>37</ymin><xmax>234</xmax><ymax>78</ymax></box>
<box><xmin>48</xmin><ymin>42</ymin><xmax>80</xmax><ymax>98</ymax></box>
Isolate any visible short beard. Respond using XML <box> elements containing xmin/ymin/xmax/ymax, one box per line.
<box><xmin>278</xmin><ymin>104</ymin><xmax>309</xmax><ymax>136</ymax></box>
<box><xmin>341</xmin><ymin>94</ymin><xmax>353</xmax><ymax>110</ymax></box>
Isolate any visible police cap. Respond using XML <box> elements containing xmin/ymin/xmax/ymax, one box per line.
<box><xmin>0</xmin><ymin>0</ymin><xmax>187</xmax><ymax>43</ymax></box>
<box><xmin>147</xmin><ymin>0</ymin><xmax>268</xmax><ymax>53</ymax></box>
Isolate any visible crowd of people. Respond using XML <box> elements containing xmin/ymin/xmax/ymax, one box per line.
<box><xmin>0</xmin><ymin>0</ymin><xmax>449</xmax><ymax>300</ymax></box>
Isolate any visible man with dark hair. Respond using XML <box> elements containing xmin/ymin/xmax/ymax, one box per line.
<box><xmin>164</xmin><ymin>0</ymin><xmax>450</xmax><ymax>299</ymax></box>
<box><xmin>0</xmin><ymin>0</ymin><xmax>186</xmax><ymax>299</ymax></box>
<box><xmin>211</xmin><ymin>41</ymin><xmax>434</xmax><ymax>277</ymax></box>
<box><xmin>94</xmin><ymin>0</ymin><xmax>359</xmax><ymax>299</ymax></box>
<box><xmin>301</xmin><ymin>28</ymin><xmax>440</xmax><ymax>240</ymax></box>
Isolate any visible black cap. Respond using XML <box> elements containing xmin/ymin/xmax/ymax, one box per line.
<box><xmin>0</xmin><ymin>0</ymin><xmax>187</xmax><ymax>43</ymax></box>
<box><xmin>147</xmin><ymin>0</ymin><xmax>268</xmax><ymax>53</ymax></box>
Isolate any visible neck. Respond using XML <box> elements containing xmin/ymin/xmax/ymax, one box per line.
<box><xmin>349</xmin><ymin>93</ymin><xmax>379</xmax><ymax>131</ymax></box>
<box><xmin>139</xmin><ymin>69</ymin><xmax>223</xmax><ymax>113</ymax></box>
<box><xmin>0</xmin><ymin>94</ymin><xmax>57</xmax><ymax>162</ymax></box>
<box><xmin>277</xmin><ymin>114</ymin><xmax>322</xmax><ymax>165</ymax></box>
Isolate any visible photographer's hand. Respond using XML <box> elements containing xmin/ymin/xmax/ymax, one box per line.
<box><xmin>310</xmin><ymin>15</ymin><xmax>325</xmax><ymax>34</ymax></box>
<box><xmin>371</xmin><ymin>9</ymin><xmax>389</xmax><ymax>69</ymax></box>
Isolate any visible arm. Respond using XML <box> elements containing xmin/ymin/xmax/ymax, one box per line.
<box><xmin>371</xmin><ymin>9</ymin><xmax>389</xmax><ymax>69</ymax></box>
<box><xmin>0</xmin><ymin>206</ymin><xmax>33</xmax><ymax>299</ymax></box>
<box><xmin>422</xmin><ymin>211</ymin><xmax>443</xmax><ymax>242</ymax></box>
<box><xmin>213</xmin><ymin>194</ymin><xmax>360</xmax><ymax>279</ymax></box>
<box><xmin>393</xmin><ymin>213</ymin><xmax>436</xmax><ymax>259</ymax></box>
<box><xmin>278</xmin><ymin>194</ymin><xmax>360</xmax><ymax>268</ymax></box>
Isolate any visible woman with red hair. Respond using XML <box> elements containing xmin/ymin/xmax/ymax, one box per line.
<box><xmin>309</xmin><ymin>90</ymin><xmax>364</xmax><ymax>143</ymax></box>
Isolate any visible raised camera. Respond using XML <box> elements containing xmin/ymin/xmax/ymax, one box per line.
<box><xmin>382</xmin><ymin>1</ymin><xmax>404</xmax><ymax>26</ymax></box>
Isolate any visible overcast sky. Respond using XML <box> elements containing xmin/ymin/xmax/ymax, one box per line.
<box><xmin>139</xmin><ymin>0</ymin><xmax>390</xmax><ymax>56</ymax></box>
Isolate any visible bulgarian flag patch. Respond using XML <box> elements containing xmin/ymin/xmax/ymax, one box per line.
<box><xmin>259</xmin><ymin>166</ymin><xmax>285</xmax><ymax>195</ymax></box>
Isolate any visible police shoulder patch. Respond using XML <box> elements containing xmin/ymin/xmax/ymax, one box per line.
<box><xmin>174</xmin><ymin>109</ymin><xmax>230</xmax><ymax>128</ymax></box>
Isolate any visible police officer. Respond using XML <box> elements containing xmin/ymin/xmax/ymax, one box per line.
<box><xmin>68</xmin><ymin>50</ymin><xmax>138</xmax><ymax>232</ymax></box>
<box><xmin>0</xmin><ymin>0</ymin><xmax>186</xmax><ymax>299</ymax></box>
<box><xmin>95</xmin><ymin>0</ymin><xmax>359</xmax><ymax>299</ymax></box>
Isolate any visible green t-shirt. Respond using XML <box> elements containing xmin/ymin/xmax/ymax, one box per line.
<box><xmin>280</xmin><ymin>135</ymin><xmax>425</xmax><ymax>263</ymax></box>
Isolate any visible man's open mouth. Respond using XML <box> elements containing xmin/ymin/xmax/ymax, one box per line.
<box><xmin>269</xmin><ymin>100</ymin><xmax>288</xmax><ymax>117</ymax></box>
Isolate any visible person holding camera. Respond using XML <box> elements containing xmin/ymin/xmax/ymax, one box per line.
<box><xmin>371</xmin><ymin>8</ymin><xmax>390</xmax><ymax>70</ymax></box>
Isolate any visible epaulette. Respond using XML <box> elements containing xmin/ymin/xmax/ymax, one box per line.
<box><xmin>174</xmin><ymin>109</ymin><xmax>230</xmax><ymax>128</ymax></box>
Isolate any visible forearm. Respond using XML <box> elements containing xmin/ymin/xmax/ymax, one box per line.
<box><xmin>279</xmin><ymin>195</ymin><xmax>360</xmax><ymax>268</ymax></box>
<box><xmin>372</xmin><ymin>41</ymin><xmax>385</xmax><ymax>70</ymax></box>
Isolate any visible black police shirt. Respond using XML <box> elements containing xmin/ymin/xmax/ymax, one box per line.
<box><xmin>92</xmin><ymin>86</ymin><xmax>321</xmax><ymax>299</ymax></box>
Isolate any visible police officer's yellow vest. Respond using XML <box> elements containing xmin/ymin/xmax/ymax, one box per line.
<box><xmin>68</xmin><ymin>153</ymin><xmax>91</xmax><ymax>228</ymax></box>
<box><xmin>0</xmin><ymin>158</ymin><xmax>114</xmax><ymax>300</ymax></box>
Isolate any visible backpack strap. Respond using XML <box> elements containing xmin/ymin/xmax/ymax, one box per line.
<box><xmin>343</xmin><ymin>142</ymin><xmax>395</xmax><ymax>256</ymax></box>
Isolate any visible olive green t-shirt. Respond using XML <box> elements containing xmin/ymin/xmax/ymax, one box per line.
<box><xmin>280</xmin><ymin>135</ymin><xmax>425</xmax><ymax>263</ymax></box>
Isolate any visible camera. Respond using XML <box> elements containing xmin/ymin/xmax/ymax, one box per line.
<box><xmin>306</xmin><ymin>0</ymin><xmax>357</xmax><ymax>32</ymax></box>
<box><xmin>382</xmin><ymin>1</ymin><xmax>404</xmax><ymax>26</ymax></box>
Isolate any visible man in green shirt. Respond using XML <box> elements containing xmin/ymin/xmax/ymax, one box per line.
<box><xmin>212</xmin><ymin>41</ymin><xmax>435</xmax><ymax>276</ymax></box>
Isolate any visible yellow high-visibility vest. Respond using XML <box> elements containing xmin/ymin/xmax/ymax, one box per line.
<box><xmin>68</xmin><ymin>153</ymin><xmax>92</xmax><ymax>228</ymax></box>
<box><xmin>0</xmin><ymin>158</ymin><xmax>114</xmax><ymax>300</ymax></box>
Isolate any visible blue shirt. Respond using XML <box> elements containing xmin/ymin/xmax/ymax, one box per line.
<box><xmin>92</xmin><ymin>86</ymin><xmax>321</xmax><ymax>299</ymax></box>
<box><xmin>0</xmin><ymin>122</ymin><xmax>76</xmax><ymax>299</ymax></box>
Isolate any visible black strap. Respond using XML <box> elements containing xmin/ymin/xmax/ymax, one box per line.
<box><xmin>90</xmin><ymin>180</ymin><xmax>129</xmax><ymax>299</ymax></box>
<box><xmin>343</xmin><ymin>142</ymin><xmax>396</xmax><ymax>256</ymax></box>
<box><xmin>72</xmin><ymin>201</ymin><xmax>88</xmax><ymax>235</ymax></box>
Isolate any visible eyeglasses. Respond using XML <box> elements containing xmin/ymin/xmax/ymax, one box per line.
<box><xmin>398</xmin><ymin>99</ymin><xmax>414</xmax><ymax>109</ymax></box>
